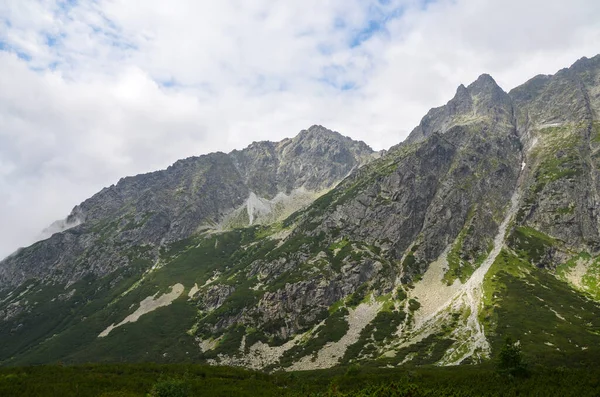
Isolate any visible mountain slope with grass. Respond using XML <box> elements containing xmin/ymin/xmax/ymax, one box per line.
<box><xmin>2</xmin><ymin>55</ymin><xmax>600</xmax><ymax>370</ymax></box>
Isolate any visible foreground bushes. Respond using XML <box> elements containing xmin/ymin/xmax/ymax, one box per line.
<box><xmin>0</xmin><ymin>362</ymin><xmax>599</xmax><ymax>396</ymax></box>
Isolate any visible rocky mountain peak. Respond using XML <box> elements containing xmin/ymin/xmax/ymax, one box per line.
<box><xmin>467</xmin><ymin>73</ymin><xmax>499</xmax><ymax>92</ymax></box>
<box><xmin>405</xmin><ymin>72</ymin><xmax>513</xmax><ymax>144</ymax></box>
<box><xmin>510</xmin><ymin>53</ymin><xmax>600</xmax><ymax>130</ymax></box>
<box><xmin>304</xmin><ymin>124</ymin><xmax>335</xmax><ymax>135</ymax></box>
<box><xmin>294</xmin><ymin>125</ymin><xmax>371</xmax><ymax>151</ymax></box>
<box><xmin>568</xmin><ymin>54</ymin><xmax>600</xmax><ymax>73</ymax></box>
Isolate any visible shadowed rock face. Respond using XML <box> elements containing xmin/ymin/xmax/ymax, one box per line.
<box><xmin>301</xmin><ymin>72</ymin><xmax>522</xmax><ymax>281</ymax></box>
<box><xmin>510</xmin><ymin>54</ymin><xmax>600</xmax><ymax>257</ymax></box>
<box><xmin>0</xmin><ymin>125</ymin><xmax>374</xmax><ymax>289</ymax></box>
<box><xmin>2</xmin><ymin>55</ymin><xmax>600</xmax><ymax>370</ymax></box>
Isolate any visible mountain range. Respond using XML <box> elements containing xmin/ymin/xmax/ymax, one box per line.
<box><xmin>1</xmin><ymin>55</ymin><xmax>600</xmax><ymax>370</ymax></box>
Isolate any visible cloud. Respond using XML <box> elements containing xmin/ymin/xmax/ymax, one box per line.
<box><xmin>1</xmin><ymin>0</ymin><xmax>600</xmax><ymax>258</ymax></box>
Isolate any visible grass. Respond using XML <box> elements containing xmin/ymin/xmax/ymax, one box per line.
<box><xmin>507</xmin><ymin>226</ymin><xmax>557</xmax><ymax>264</ymax></box>
<box><xmin>488</xmin><ymin>267</ymin><xmax>600</xmax><ymax>366</ymax></box>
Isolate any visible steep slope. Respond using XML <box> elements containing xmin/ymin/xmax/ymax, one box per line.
<box><xmin>2</xmin><ymin>56</ymin><xmax>600</xmax><ymax>370</ymax></box>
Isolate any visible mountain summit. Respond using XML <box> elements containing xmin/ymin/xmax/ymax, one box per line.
<box><xmin>2</xmin><ymin>56</ymin><xmax>600</xmax><ymax>370</ymax></box>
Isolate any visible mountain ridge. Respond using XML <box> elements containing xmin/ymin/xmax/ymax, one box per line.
<box><xmin>0</xmin><ymin>125</ymin><xmax>375</xmax><ymax>289</ymax></box>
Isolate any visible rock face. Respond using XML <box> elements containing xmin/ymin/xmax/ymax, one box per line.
<box><xmin>314</xmin><ymin>72</ymin><xmax>521</xmax><ymax>282</ymax></box>
<box><xmin>2</xmin><ymin>55</ymin><xmax>600</xmax><ymax>370</ymax></box>
<box><xmin>405</xmin><ymin>73</ymin><xmax>514</xmax><ymax>144</ymax></box>
<box><xmin>510</xmin><ymin>55</ymin><xmax>600</xmax><ymax>259</ymax></box>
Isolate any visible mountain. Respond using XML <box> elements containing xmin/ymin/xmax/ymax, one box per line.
<box><xmin>0</xmin><ymin>125</ymin><xmax>375</xmax><ymax>289</ymax></box>
<box><xmin>2</xmin><ymin>56</ymin><xmax>600</xmax><ymax>370</ymax></box>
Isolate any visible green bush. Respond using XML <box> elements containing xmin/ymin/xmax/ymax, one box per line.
<box><xmin>149</xmin><ymin>378</ymin><xmax>190</xmax><ymax>397</ymax></box>
<box><xmin>408</xmin><ymin>299</ymin><xmax>420</xmax><ymax>312</ymax></box>
<box><xmin>497</xmin><ymin>336</ymin><xmax>529</xmax><ymax>378</ymax></box>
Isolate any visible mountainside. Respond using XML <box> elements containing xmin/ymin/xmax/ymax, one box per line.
<box><xmin>2</xmin><ymin>55</ymin><xmax>600</xmax><ymax>370</ymax></box>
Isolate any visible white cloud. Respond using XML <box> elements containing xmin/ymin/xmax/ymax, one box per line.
<box><xmin>1</xmin><ymin>0</ymin><xmax>600</xmax><ymax>258</ymax></box>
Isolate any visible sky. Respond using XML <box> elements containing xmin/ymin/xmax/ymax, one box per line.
<box><xmin>1</xmin><ymin>0</ymin><xmax>600</xmax><ymax>259</ymax></box>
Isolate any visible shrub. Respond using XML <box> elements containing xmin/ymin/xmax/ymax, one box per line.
<box><xmin>149</xmin><ymin>378</ymin><xmax>190</xmax><ymax>397</ymax></box>
<box><xmin>408</xmin><ymin>299</ymin><xmax>421</xmax><ymax>312</ymax></box>
<box><xmin>497</xmin><ymin>336</ymin><xmax>529</xmax><ymax>378</ymax></box>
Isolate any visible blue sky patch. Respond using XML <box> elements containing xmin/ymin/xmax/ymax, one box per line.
<box><xmin>0</xmin><ymin>40</ymin><xmax>32</xmax><ymax>61</ymax></box>
<box><xmin>347</xmin><ymin>4</ymin><xmax>406</xmax><ymax>48</ymax></box>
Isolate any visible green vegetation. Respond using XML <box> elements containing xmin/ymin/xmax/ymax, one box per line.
<box><xmin>0</xmin><ymin>226</ymin><xmax>286</xmax><ymax>366</ymax></box>
<box><xmin>517</xmin><ymin>124</ymin><xmax>585</xmax><ymax>223</ymax></box>
<box><xmin>497</xmin><ymin>336</ymin><xmax>529</xmax><ymax>378</ymax></box>
<box><xmin>149</xmin><ymin>377</ymin><xmax>190</xmax><ymax>397</ymax></box>
<box><xmin>367</xmin><ymin>310</ymin><xmax>406</xmax><ymax>343</ymax></box>
<box><xmin>556</xmin><ymin>252</ymin><xmax>600</xmax><ymax>301</ymax></box>
<box><xmin>516</xmin><ymin>124</ymin><xmax>584</xmax><ymax>222</ymax></box>
<box><xmin>535</xmin><ymin>125</ymin><xmax>584</xmax><ymax>184</ymax></box>
<box><xmin>3</xmin><ymin>361</ymin><xmax>600</xmax><ymax>396</ymax></box>
<box><xmin>346</xmin><ymin>284</ymin><xmax>368</xmax><ymax>308</ymax></box>
<box><xmin>488</xmin><ymin>265</ymin><xmax>600</xmax><ymax>366</ymax></box>
<box><xmin>442</xmin><ymin>208</ymin><xmax>492</xmax><ymax>285</ymax></box>
<box><xmin>408</xmin><ymin>298</ymin><xmax>421</xmax><ymax>312</ymax></box>
<box><xmin>340</xmin><ymin>306</ymin><xmax>406</xmax><ymax>365</ymax></box>
<box><xmin>396</xmin><ymin>287</ymin><xmax>407</xmax><ymax>301</ymax></box>
<box><xmin>444</xmin><ymin>240</ymin><xmax>474</xmax><ymax>285</ymax></box>
<box><xmin>277</xmin><ymin>308</ymin><xmax>349</xmax><ymax>368</ymax></box>
<box><xmin>507</xmin><ymin>226</ymin><xmax>556</xmax><ymax>264</ymax></box>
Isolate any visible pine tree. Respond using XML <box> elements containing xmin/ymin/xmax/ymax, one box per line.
<box><xmin>497</xmin><ymin>336</ymin><xmax>529</xmax><ymax>378</ymax></box>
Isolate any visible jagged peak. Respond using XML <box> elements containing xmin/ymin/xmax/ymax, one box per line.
<box><xmin>473</xmin><ymin>73</ymin><xmax>496</xmax><ymax>84</ymax></box>
<box><xmin>568</xmin><ymin>54</ymin><xmax>600</xmax><ymax>72</ymax></box>
<box><xmin>295</xmin><ymin>125</ymin><xmax>373</xmax><ymax>151</ymax></box>
<box><xmin>307</xmin><ymin>124</ymin><xmax>330</xmax><ymax>132</ymax></box>
<box><xmin>452</xmin><ymin>83</ymin><xmax>470</xmax><ymax>102</ymax></box>
<box><xmin>298</xmin><ymin>124</ymin><xmax>341</xmax><ymax>139</ymax></box>
<box><xmin>467</xmin><ymin>73</ymin><xmax>504</xmax><ymax>95</ymax></box>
